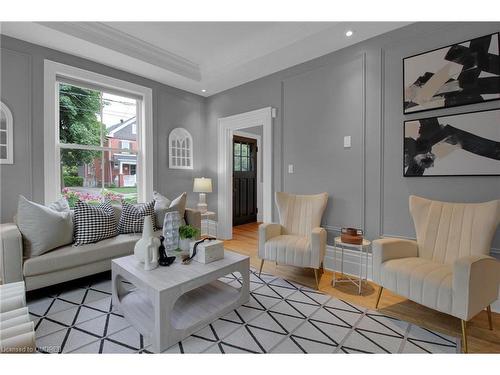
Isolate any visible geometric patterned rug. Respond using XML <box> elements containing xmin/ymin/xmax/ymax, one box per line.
<box><xmin>27</xmin><ymin>267</ymin><xmax>459</xmax><ymax>354</ymax></box>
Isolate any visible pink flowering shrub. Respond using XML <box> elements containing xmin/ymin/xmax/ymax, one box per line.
<box><xmin>62</xmin><ymin>187</ymin><xmax>125</xmax><ymax>207</ymax></box>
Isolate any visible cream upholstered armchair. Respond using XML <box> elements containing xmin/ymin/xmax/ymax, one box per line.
<box><xmin>258</xmin><ymin>192</ymin><xmax>329</xmax><ymax>289</ymax></box>
<box><xmin>373</xmin><ymin>195</ymin><xmax>500</xmax><ymax>353</ymax></box>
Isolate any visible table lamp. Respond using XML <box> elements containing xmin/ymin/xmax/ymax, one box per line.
<box><xmin>193</xmin><ymin>177</ymin><xmax>212</xmax><ymax>213</ymax></box>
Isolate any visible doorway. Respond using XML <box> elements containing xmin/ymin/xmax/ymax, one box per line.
<box><xmin>217</xmin><ymin>107</ymin><xmax>274</xmax><ymax>239</ymax></box>
<box><xmin>232</xmin><ymin>135</ymin><xmax>258</xmax><ymax>226</ymax></box>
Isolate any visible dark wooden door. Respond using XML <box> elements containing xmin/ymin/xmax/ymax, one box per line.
<box><xmin>233</xmin><ymin>135</ymin><xmax>258</xmax><ymax>226</ymax></box>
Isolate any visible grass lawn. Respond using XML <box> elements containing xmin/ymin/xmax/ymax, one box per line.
<box><xmin>107</xmin><ymin>187</ymin><xmax>137</xmax><ymax>194</ymax></box>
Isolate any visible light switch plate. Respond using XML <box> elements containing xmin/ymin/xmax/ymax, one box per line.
<box><xmin>344</xmin><ymin>136</ymin><xmax>351</xmax><ymax>148</ymax></box>
<box><xmin>288</xmin><ymin>164</ymin><xmax>294</xmax><ymax>174</ymax></box>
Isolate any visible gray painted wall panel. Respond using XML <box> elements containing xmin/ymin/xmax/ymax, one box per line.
<box><xmin>381</xmin><ymin>23</ymin><xmax>500</xmax><ymax>246</ymax></box>
<box><xmin>282</xmin><ymin>55</ymin><xmax>364</xmax><ymax>230</ymax></box>
<box><xmin>0</xmin><ymin>48</ymin><xmax>33</xmax><ymax>220</ymax></box>
<box><xmin>2</xmin><ymin>23</ymin><xmax>499</xmax><ymax>253</ymax></box>
<box><xmin>206</xmin><ymin>22</ymin><xmax>500</xmax><ymax>252</ymax></box>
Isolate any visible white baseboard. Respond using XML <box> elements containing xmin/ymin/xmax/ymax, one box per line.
<box><xmin>324</xmin><ymin>244</ymin><xmax>500</xmax><ymax>313</ymax></box>
<box><xmin>324</xmin><ymin>245</ymin><xmax>373</xmax><ymax>280</ymax></box>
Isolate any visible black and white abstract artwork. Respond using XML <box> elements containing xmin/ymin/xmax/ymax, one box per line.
<box><xmin>404</xmin><ymin>109</ymin><xmax>500</xmax><ymax>176</ymax></box>
<box><xmin>403</xmin><ymin>33</ymin><xmax>500</xmax><ymax>114</ymax></box>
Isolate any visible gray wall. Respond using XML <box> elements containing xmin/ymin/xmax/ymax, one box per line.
<box><xmin>0</xmin><ymin>35</ymin><xmax>205</xmax><ymax>221</ymax></box>
<box><xmin>2</xmin><ymin>23</ymin><xmax>500</xmax><ymax>254</ymax></box>
<box><xmin>205</xmin><ymin>22</ymin><xmax>500</xmax><ymax>253</ymax></box>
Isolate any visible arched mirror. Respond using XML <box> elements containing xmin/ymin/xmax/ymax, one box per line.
<box><xmin>0</xmin><ymin>101</ymin><xmax>14</xmax><ymax>164</ymax></box>
<box><xmin>168</xmin><ymin>127</ymin><xmax>193</xmax><ymax>169</ymax></box>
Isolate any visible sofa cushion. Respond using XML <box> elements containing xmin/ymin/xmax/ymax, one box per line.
<box><xmin>23</xmin><ymin>231</ymin><xmax>162</xmax><ymax>277</ymax></box>
<box><xmin>16</xmin><ymin>195</ymin><xmax>73</xmax><ymax>258</ymax></box>
<box><xmin>380</xmin><ymin>257</ymin><xmax>453</xmax><ymax>315</ymax></box>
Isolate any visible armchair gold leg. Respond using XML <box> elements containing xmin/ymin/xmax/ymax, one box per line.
<box><xmin>461</xmin><ymin>320</ymin><xmax>468</xmax><ymax>353</ymax></box>
<box><xmin>375</xmin><ymin>286</ymin><xmax>383</xmax><ymax>309</ymax></box>
<box><xmin>258</xmin><ymin>259</ymin><xmax>264</xmax><ymax>277</ymax></box>
<box><xmin>313</xmin><ymin>269</ymin><xmax>320</xmax><ymax>290</ymax></box>
<box><xmin>487</xmin><ymin>305</ymin><xmax>493</xmax><ymax>330</ymax></box>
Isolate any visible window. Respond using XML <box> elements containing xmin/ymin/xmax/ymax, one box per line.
<box><xmin>233</xmin><ymin>140</ymin><xmax>253</xmax><ymax>172</ymax></box>
<box><xmin>58</xmin><ymin>83</ymin><xmax>139</xmax><ymax>206</ymax></box>
<box><xmin>169</xmin><ymin>127</ymin><xmax>193</xmax><ymax>169</ymax></box>
<box><xmin>44</xmin><ymin>61</ymin><xmax>153</xmax><ymax>205</ymax></box>
<box><xmin>0</xmin><ymin>102</ymin><xmax>13</xmax><ymax>164</ymax></box>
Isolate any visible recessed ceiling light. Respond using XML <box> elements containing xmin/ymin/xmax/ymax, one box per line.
<box><xmin>345</xmin><ymin>30</ymin><xmax>354</xmax><ymax>37</ymax></box>
<box><xmin>201</xmin><ymin>89</ymin><xmax>207</xmax><ymax>93</ymax></box>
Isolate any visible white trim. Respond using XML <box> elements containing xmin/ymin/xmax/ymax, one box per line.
<box><xmin>39</xmin><ymin>22</ymin><xmax>201</xmax><ymax>81</ymax></box>
<box><xmin>324</xmin><ymin>245</ymin><xmax>373</xmax><ymax>281</ymax></box>
<box><xmin>0</xmin><ymin>101</ymin><xmax>14</xmax><ymax>164</ymax></box>
<box><xmin>121</xmin><ymin>140</ymin><xmax>131</xmax><ymax>150</ymax></box>
<box><xmin>218</xmin><ymin>107</ymin><xmax>273</xmax><ymax>239</ymax></box>
<box><xmin>233</xmin><ymin>130</ymin><xmax>263</xmax><ymax>222</ymax></box>
<box><xmin>43</xmin><ymin>60</ymin><xmax>153</xmax><ymax>204</ymax></box>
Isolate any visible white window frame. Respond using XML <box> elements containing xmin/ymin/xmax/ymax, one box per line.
<box><xmin>0</xmin><ymin>101</ymin><xmax>14</xmax><ymax>165</ymax></box>
<box><xmin>168</xmin><ymin>127</ymin><xmax>193</xmax><ymax>170</ymax></box>
<box><xmin>43</xmin><ymin>60</ymin><xmax>153</xmax><ymax>204</ymax></box>
<box><xmin>121</xmin><ymin>140</ymin><xmax>131</xmax><ymax>150</ymax></box>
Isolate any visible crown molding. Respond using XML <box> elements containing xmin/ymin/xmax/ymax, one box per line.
<box><xmin>38</xmin><ymin>22</ymin><xmax>201</xmax><ymax>81</ymax></box>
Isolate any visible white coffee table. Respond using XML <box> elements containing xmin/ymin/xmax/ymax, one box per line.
<box><xmin>111</xmin><ymin>250</ymin><xmax>249</xmax><ymax>353</ymax></box>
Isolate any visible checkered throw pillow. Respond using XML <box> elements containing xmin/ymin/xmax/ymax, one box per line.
<box><xmin>73</xmin><ymin>200</ymin><xmax>118</xmax><ymax>246</ymax></box>
<box><xmin>118</xmin><ymin>201</ymin><xmax>156</xmax><ymax>234</ymax></box>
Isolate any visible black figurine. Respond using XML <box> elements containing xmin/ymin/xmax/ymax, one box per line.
<box><xmin>158</xmin><ymin>236</ymin><xmax>176</xmax><ymax>267</ymax></box>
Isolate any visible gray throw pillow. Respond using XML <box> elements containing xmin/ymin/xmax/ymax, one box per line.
<box><xmin>16</xmin><ymin>195</ymin><xmax>73</xmax><ymax>258</ymax></box>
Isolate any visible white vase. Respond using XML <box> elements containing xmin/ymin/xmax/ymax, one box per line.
<box><xmin>162</xmin><ymin>211</ymin><xmax>180</xmax><ymax>255</ymax></box>
<box><xmin>134</xmin><ymin>216</ymin><xmax>160</xmax><ymax>270</ymax></box>
<box><xmin>179</xmin><ymin>238</ymin><xmax>191</xmax><ymax>253</ymax></box>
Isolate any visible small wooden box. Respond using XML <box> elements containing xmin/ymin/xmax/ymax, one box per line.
<box><xmin>340</xmin><ymin>228</ymin><xmax>363</xmax><ymax>245</ymax></box>
<box><xmin>189</xmin><ymin>239</ymin><xmax>224</xmax><ymax>264</ymax></box>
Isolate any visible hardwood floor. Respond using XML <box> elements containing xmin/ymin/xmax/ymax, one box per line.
<box><xmin>224</xmin><ymin>222</ymin><xmax>500</xmax><ymax>353</ymax></box>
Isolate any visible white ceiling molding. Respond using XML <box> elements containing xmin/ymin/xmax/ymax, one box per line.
<box><xmin>38</xmin><ymin>22</ymin><xmax>201</xmax><ymax>81</ymax></box>
<box><xmin>1</xmin><ymin>22</ymin><xmax>411</xmax><ymax>96</ymax></box>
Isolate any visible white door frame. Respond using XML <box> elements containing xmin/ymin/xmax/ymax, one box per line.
<box><xmin>217</xmin><ymin>107</ymin><xmax>274</xmax><ymax>239</ymax></box>
<box><xmin>233</xmin><ymin>130</ymin><xmax>262</xmax><ymax>222</ymax></box>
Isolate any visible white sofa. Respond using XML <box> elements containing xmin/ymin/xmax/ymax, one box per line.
<box><xmin>0</xmin><ymin>208</ymin><xmax>200</xmax><ymax>291</ymax></box>
<box><xmin>372</xmin><ymin>195</ymin><xmax>500</xmax><ymax>353</ymax></box>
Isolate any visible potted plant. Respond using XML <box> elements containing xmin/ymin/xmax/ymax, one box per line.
<box><xmin>178</xmin><ymin>225</ymin><xmax>200</xmax><ymax>253</ymax></box>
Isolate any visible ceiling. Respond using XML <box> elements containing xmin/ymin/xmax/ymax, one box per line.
<box><xmin>1</xmin><ymin>22</ymin><xmax>410</xmax><ymax>96</ymax></box>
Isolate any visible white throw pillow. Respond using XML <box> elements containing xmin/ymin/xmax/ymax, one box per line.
<box><xmin>16</xmin><ymin>195</ymin><xmax>74</xmax><ymax>258</ymax></box>
<box><xmin>153</xmin><ymin>191</ymin><xmax>187</xmax><ymax>228</ymax></box>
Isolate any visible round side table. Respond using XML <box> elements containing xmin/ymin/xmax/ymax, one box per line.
<box><xmin>332</xmin><ymin>236</ymin><xmax>371</xmax><ymax>294</ymax></box>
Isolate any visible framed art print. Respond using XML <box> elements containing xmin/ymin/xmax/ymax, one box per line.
<box><xmin>403</xmin><ymin>32</ymin><xmax>500</xmax><ymax>114</ymax></box>
<box><xmin>404</xmin><ymin>108</ymin><xmax>500</xmax><ymax>176</ymax></box>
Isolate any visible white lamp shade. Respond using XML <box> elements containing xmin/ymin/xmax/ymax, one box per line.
<box><xmin>193</xmin><ymin>177</ymin><xmax>212</xmax><ymax>193</ymax></box>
